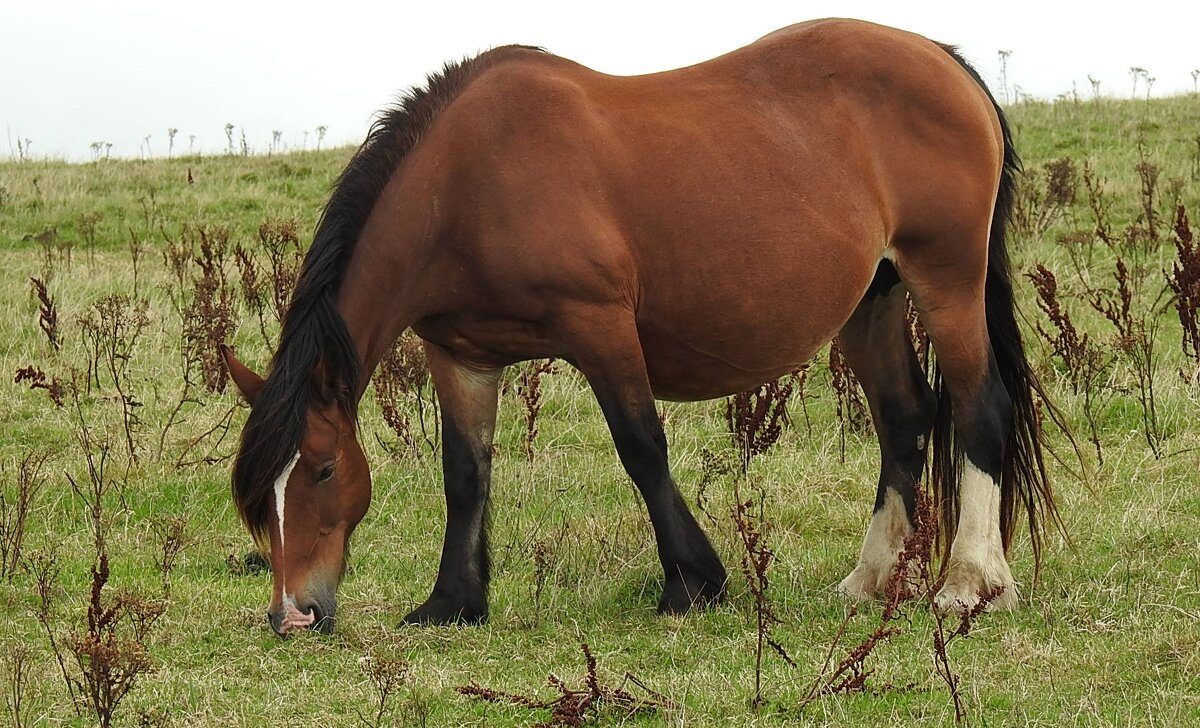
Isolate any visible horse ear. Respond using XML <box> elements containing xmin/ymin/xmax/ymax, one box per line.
<box><xmin>221</xmin><ymin>344</ymin><xmax>264</xmax><ymax>405</ymax></box>
<box><xmin>308</xmin><ymin>360</ymin><xmax>344</xmax><ymax>405</ymax></box>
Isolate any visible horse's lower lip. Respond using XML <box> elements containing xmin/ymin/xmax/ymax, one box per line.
<box><xmin>271</xmin><ymin>601</ymin><xmax>336</xmax><ymax>636</ymax></box>
<box><xmin>272</xmin><ymin>601</ymin><xmax>315</xmax><ymax>636</ymax></box>
<box><xmin>277</xmin><ymin>612</ymin><xmax>313</xmax><ymax>636</ymax></box>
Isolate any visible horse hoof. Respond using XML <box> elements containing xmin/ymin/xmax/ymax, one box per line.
<box><xmin>658</xmin><ymin>571</ymin><xmax>726</xmax><ymax>614</ymax></box>
<box><xmin>837</xmin><ymin>559</ymin><xmax>920</xmax><ymax>602</ymax></box>
<box><xmin>836</xmin><ymin>567</ymin><xmax>880</xmax><ymax>601</ymax></box>
<box><xmin>933</xmin><ymin>559</ymin><xmax>1018</xmax><ymax>614</ymax></box>
<box><xmin>401</xmin><ymin>594</ymin><xmax>488</xmax><ymax>626</ymax></box>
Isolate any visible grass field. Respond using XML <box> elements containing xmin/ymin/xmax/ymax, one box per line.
<box><xmin>1</xmin><ymin>93</ymin><xmax>1198</xmax><ymax>727</ymax></box>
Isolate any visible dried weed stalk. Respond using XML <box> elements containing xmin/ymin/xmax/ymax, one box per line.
<box><xmin>519</xmin><ymin>359</ymin><xmax>555</xmax><ymax>461</ymax></box>
<box><xmin>1082</xmin><ymin>161</ymin><xmax>1120</xmax><ymax>250</ymax></box>
<box><xmin>29</xmin><ymin>277</ymin><xmax>59</xmax><ymax>351</ymax></box>
<box><xmin>802</xmin><ymin>502</ymin><xmax>930</xmax><ymax>703</ymax></box>
<box><xmin>65</xmin><ymin>553</ymin><xmax>165</xmax><ymax>728</ymax></box>
<box><xmin>14</xmin><ymin>365</ymin><xmax>64</xmax><ymax>408</ymax></box>
<box><xmin>233</xmin><ymin>243</ymin><xmax>270</xmax><ymax>345</ymax></box>
<box><xmin>35</xmin><ymin>378</ymin><xmax>165</xmax><ymax>727</ymax></box>
<box><xmin>1012</xmin><ymin>157</ymin><xmax>1078</xmax><ymax>238</ymax></box>
<box><xmin>695</xmin><ymin>447</ymin><xmax>736</xmax><ymax>526</ymax></box>
<box><xmin>258</xmin><ymin>218</ymin><xmax>302</xmax><ymax>322</ymax></box>
<box><xmin>77</xmin><ymin>295</ymin><xmax>149</xmax><ymax>462</ymax></box>
<box><xmin>930</xmin><ymin>586</ymin><xmax>1002</xmax><ymax>724</ymax></box>
<box><xmin>725</xmin><ymin>374</ymin><xmax>795</xmax><ymax>473</ymax></box>
<box><xmin>151</xmin><ymin>516</ymin><xmax>189</xmax><ymax>597</ymax></box>
<box><xmin>65</xmin><ymin>378</ymin><xmax>117</xmax><ymax>556</ymax></box>
<box><xmin>0</xmin><ymin>452</ymin><xmax>49</xmax><ymax>581</ymax></box>
<box><xmin>1026</xmin><ymin>264</ymin><xmax>1112</xmax><ymax>461</ymax></box>
<box><xmin>789</xmin><ymin>362</ymin><xmax>813</xmax><ymax>437</ymax></box>
<box><xmin>173</xmin><ymin>404</ymin><xmax>237</xmax><ymax>469</ymax></box>
<box><xmin>1</xmin><ymin>641</ymin><xmax>32</xmax><ymax>728</ymax></box>
<box><xmin>731</xmin><ymin>481</ymin><xmax>794</xmax><ymax>708</ymax></box>
<box><xmin>804</xmin><ymin>564</ymin><xmax>911</xmax><ymax>703</ymax></box>
<box><xmin>899</xmin><ymin>489</ymin><xmax>998</xmax><ymax>723</ymax></box>
<box><xmin>458</xmin><ymin>642</ymin><xmax>673</xmax><ymax>727</ymax></box>
<box><xmin>23</xmin><ymin>549</ymin><xmax>154</xmax><ymax>726</ymax></box>
<box><xmin>156</xmin><ymin>350</ymin><xmax>201</xmax><ymax>463</ymax></box>
<box><xmin>79</xmin><ymin>212</ymin><xmax>101</xmax><ymax>266</ymax></box>
<box><xmin>371</xmin><ymin>333</ymin><xmax>433</xmax><ymax>456</ymax></box>
<box><xmin>531</xmin><ymin>538</ymin><xmax>556</xmax><ymax>625</ymax></box>
<box><xmin>33</xmin><ymin>227</ymin><xmax>58</xmax><ymax>286</ymax></box>
<box><xmin>25</xmin><ymin>551</ymin><xmax>78</xmax><ymax>711</ymax></box>
<box><xmin>828</xmin><ymin>339</ymin><xmax>869</xmax><ymax>460</ymax></box>
<box><xmin>160</xmin><ymin>225</ymin><xmax>192</xmax><ymax>308</ymax></box>
<box><xmin>802</xmin><ymin>487</ymin><xmax>995</xmax><ymax>724</ymax></box>
<box><xmin>356</xmin><ymin>649</ymin><xmax>410</xmax><ymax>728</ymax></box>
<box><xmin>1167</xmin><ymin>206</ymin><xmax>1200</xmax><ymax>379</ymax></box>
<box><xmin>183</xmin><ymin>226</ymin><xmax>236</xmax><ymax>393</ymax></box>
<box><xmin>127</xmin><ymin>228</ymin><xmax>145</xmax><ymax>299</ymax></box>
<box><xmin>1089</xmin><ymin>257</ymin><xmax>1165</xmax><ymax>456</ymax></box>
<box><xmin>1135</xmin><ymin>143</ymin><xmax>1161</xmax><ymax>242</ymax></box>
<box><xmin>158</xmin><ymin>225</ymin><xmax>232</xmax><ymax>460</ymax></box>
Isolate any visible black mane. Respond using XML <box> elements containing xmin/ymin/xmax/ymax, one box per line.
<box><xmin>232</xmin><ymin>45</ymin><xmax>543</xmax><ymax>542</ymax></box>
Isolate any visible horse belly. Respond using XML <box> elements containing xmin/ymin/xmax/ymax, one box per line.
<box><xmin>635</xmin><ymin>255</ymin><xmax>870</xmax><ymax>402</ymax></box>
<box><xmin>611</xmin><ymin>153</ymin><xmax>884</xmax><ymax>401</ymax></box>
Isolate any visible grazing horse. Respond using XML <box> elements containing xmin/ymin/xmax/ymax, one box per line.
<box><xmin>223</xmin><ymin>18</ymin><xmax>1062</xmax><ymax>636</ymax></box>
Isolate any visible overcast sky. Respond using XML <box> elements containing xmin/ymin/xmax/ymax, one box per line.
<box><xmin>3</xmin><ymin>1</ymin><xmax>1198</xmax><ymax>160</ymax></box>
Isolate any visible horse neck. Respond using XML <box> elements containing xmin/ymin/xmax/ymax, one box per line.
<box><xmin>333</xmin><ymin>231</ymin><xmax>425</xmax><ymax>395</ymax></box>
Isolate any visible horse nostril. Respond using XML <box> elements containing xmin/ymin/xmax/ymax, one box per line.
<box><xmin>308</xmin><ymin>603</ymin><xmax>336</xmax><ymax>634</ymax></box>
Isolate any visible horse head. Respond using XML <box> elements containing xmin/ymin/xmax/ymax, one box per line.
<box><xmin>223</xmin><ymin>345</ymin><xmax>370</xmax><ymax>636</ymax></box>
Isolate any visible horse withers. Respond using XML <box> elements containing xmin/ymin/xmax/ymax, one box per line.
<box><xmin>223</xmin><ymin>18</ymin><xmax>1062</xmax><ymax>636</ymax></box>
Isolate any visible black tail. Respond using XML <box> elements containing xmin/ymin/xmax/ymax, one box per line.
<box><xmin>930</xmin><ymin>45</ymin><xmax>1069</xmax><ymax>575</ymax></box>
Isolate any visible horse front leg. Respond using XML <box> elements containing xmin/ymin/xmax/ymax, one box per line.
<box><xmin>402</xmin><ymin>341</ymin><xmax>501</xmax><ymax>625</ymax></box>
<box><xmin>562</xmin><ymin>307</ymin><xmax>727</xmax><ymax>614</ymax></box>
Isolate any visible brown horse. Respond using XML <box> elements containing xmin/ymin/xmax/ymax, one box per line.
<box><xmin>222</xmin><ymin>18</ymin><xmax>1062</xmax><ymax>636</ymax></box>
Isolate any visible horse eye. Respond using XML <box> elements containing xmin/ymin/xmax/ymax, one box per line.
<box><xmin>315</xmin><ymin>463</ymin><xmax>335</xmax><ymax>484</ymax></box>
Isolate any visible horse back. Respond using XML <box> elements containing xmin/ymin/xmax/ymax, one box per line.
<box><xmin>374</xmin><ymin>19</ymin><xmax>1003</xmax><ymax>397</ymax></box>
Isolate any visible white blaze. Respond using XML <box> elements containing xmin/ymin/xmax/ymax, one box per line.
<box><xmin>273</xmin><ymin>451</ymin><xmax>301</xmax><ymax>589</ymax></box>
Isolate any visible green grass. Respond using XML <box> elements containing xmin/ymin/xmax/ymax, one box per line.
<box><xmin>1</xmin><ymin>95</ymin><xmax>1199</xmax><ymax>726</ymax></box>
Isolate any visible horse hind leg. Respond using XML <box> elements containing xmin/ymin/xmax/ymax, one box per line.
<box><xmin>835</xmin><ymin>266</ymin><xmax>936</xmax><ymax>600</ymax></box>
<box><xmin>930</xmin><ymin>360</ymin><xmax>1019</xmax><ymax>613</ymax></box>
<box><xmin>900</xmin><ymin>238</ymin><xmax>1019</xmax><ymax>613</ymax></box>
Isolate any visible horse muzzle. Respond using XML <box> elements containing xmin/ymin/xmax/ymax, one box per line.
<box><xmin>269</xmin><ymin>596</ymin><xmax>336</xmax><ymax>637</ymax></box>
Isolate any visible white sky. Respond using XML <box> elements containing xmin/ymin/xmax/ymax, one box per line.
<box><xmin>3</xmin><ymin>1</ymin><xmax>1198</xmax><ymax>160</ymax></box>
